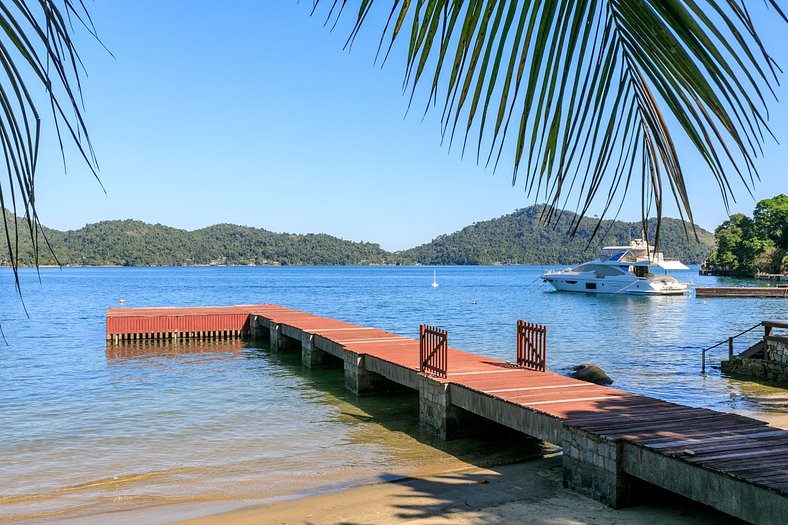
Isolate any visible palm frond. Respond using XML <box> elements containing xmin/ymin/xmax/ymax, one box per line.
<box><xmin>316</xmin><ymin>0</ymin><xmax>784</xmax><ymax>248</ymax></box>
<box><xmin>0</xmin><ymin>0</ymin><xmax>99</xmax><ymax>294</ymax></box>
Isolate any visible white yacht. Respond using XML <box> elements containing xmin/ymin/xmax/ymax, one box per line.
<box><xmin>541</xmin><ymin>239</ymin><xmax>688</xmax><ymax>295</ymax></box>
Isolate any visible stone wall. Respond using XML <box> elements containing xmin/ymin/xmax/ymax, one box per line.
<box><xmin>766</xmin><ymin>337</ymin><xmax>788</xmax><ymax>365</ymax></box>
<box><xmin>561</xmin><ymin>426</ymin><xmax>632</xmax><ymax>508</ymax></box>
<box><xmin>721</xmin><ymin>337</ymin><xmax>788</xmax><ymax>383</ymax></box>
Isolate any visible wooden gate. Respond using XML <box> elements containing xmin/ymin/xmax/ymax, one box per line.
<box><xmin>420</xmin><ymin>324</ymin><xmax>448</xmax><ymax>378</ymax></box>
<box><xmin>517</xmin><ymin>320</ymin><xmax>547</xmax><ymax>371</ymax></box>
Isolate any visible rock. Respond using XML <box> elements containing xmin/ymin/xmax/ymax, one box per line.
<box><xmin>570</xmin><ymin>364</ymin><xmax>613</xmax><ymax>385</ymax></box>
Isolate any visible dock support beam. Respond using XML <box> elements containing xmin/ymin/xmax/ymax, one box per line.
<box><xmin>249</xmin><ymin>315</ymin><xmax>268</xmax><ymax>339</ymax></box>
<box><xmin>419</xmin><ymin>378</ymin><xmax>479</xmax><ymax>440</ymax></box>
<box><xmin>269</xmin><ymin>323</ymin><xmax>283</xmax><ymax>351</ymax></box>
<box><xmin>301</xmin><ymin>333</ymin><xmax>332</xmax><ymax>367</ymax></box>
<box><xmin>344</xmin><ymin>353</ymin><xmax>402</xmax><ymax>395</ymax></box>
<box><xmin>561</xmin><ymin>426</ymin><xmax>632</xmax><ymax>508</ymax></box>
<box><xmin>269</xmin><ymin>323</ymin><xmax>299</xmax><ymax>352</ymax></box>
<box><xmin>419</xmin><ymin>379</ymin><xmax>451</xmax><ymax>439</ymax></box>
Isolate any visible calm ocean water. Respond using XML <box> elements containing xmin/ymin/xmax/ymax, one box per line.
<box><xmin>1</xmin><ymin>266</ymin><xmax>786</xmax><ymax>522</ymax></box>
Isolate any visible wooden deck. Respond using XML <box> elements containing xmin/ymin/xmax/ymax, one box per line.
<box><xmin>107</xmin><ymin>305</ymin><xmax>788</xmax><ymax>523</ymax></box>
<box><xmin>696</xmin><ymin>286</ymin><xmax>788</xmax><ymax>298</ymax></box>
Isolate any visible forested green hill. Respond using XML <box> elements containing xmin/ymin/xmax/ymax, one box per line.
<box><xmin>0</xmin><ymin>212</ymin><xmax>389</xmax><ymax>266</ymax></box>
<box><xmin>398</xmin><ymin>206</ymin><xmax>714</xmax><ymax>265</ymax></box>
<box><xmin>2</xmin><ymin>205</ymin><xmax>714</xmax><ymax>267</ymax></box>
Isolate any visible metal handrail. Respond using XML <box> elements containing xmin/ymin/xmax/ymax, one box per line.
<box><xmin>701</xmin><ymin>322</ymin><xmax>763</xmax><ymax>372</ymax></box>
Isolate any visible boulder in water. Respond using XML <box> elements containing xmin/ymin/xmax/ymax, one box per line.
<box><xmin>569</xmin><ymin>364</ymin><xmax>613</xmax><ymax>385</ymax></box>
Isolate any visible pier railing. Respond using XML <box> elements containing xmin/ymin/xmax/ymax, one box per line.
<box><xmin>517</xmin><ymin>320</ymin><xmax>547</xmax><ymax>372</ymax></box>
<box><xmin>420</xmin><ymin>324</ymin><xmax>448</xmax><ymax>378</ymax></box>
<box><xmin>700</xmin><ymin>321</ymin><xmax>773</xmax><ymax>372</ymax></box>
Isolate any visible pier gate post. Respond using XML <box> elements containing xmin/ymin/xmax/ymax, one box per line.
<box><xmin>561</xmin><ymin>425</ymin><xmax>633</xmax><ymax>508</ymax></box>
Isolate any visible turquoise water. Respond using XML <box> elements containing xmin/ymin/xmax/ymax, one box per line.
<box><xmin>1</xmin><ymin>266</ymin><xmax>786</xmax><ymax>521</ymax></box>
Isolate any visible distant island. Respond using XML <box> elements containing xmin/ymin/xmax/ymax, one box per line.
<box><xmin>2</xmin><ymin>205</ymin><xmax>714</xmax><ymax>267</ymax></box>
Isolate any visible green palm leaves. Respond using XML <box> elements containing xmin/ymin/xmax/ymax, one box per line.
<box><xmin>322</xmin><ymin>0</ymin><xmax>785</xmax><ymax>247</ymax></box>
<box><xmin>0</xmin><ymin>0</ymin><xmax>99</xmax><ymax>291</ymax></box>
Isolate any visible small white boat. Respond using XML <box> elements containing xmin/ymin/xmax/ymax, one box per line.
<box><xmin>541</xmin><ymin>239</ymin><xmax>688</xmax><ymax>295</ymax></box>
<box><xmin>432</xmin><ymin>270</ymin><xmax>439</xmax><ymax>288</ymax></box>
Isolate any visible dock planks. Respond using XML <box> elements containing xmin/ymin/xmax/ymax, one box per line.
<box><xmin>696</xmin><ymin>286</ymin><xmax>788</xmax><ymax>298</ymax></box>
<box><xmin>107</xmin><ymin>304</ymin><xmax>788</xmax><ymax>521</ymax></box>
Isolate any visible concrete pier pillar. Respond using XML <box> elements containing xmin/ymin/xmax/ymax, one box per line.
<box><xmin>344</xmin><ymin>353</ymin><xmax>375</xmax><ymax>394</ymax></box>
<box><xmin>269</xmin><ymin>324</ymin><xmax>298</xmax><ymax>350</ymax></box>
<box><xmin>419</xmin><ymin>378</ymin><xmax>476</xmax><ymax>440</ymax></box>
<box><xmin>561</xmin><ymin>426</ymin><xmax>633</xmax><ymax>508</ymax></box>
<box><xmin>249</xmin><ymin>316</ymin><xmax>263</xmax><ymax>339</ymax></box>
<box><xmin>419</xmin><ymin>378</ymin><xmax>450</xmax><ymax>438</ymax></box>
<box><xmin>301</xmin><ymin>333</ymin><xmax>331</xmax><ymax>367</ymax></box>
<box><xmin>418</xmin><ymin>379</ymin><xmax>508</xmax><ymax>440</ymax></box>
<box><xmin>269</xmin><ymin>323</ymin><xmax>283</xmax><ymax>351</ymax></box>
<box><xmin>343</xmin><ymin>353</ymin><xmax>403</xmax><ymax>395</ymax></box>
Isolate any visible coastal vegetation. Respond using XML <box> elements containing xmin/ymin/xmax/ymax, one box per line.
<box><xmin>704</xmin><ymin>195</ymin><xmax>788</xmax><ymax>276</ymax></box>
<box><xmin>401</xmin><ymin>207</ymin><xmax>714</xmax><ymax>265</ymax></box>
<box><xmin>1</xmin><ymin>206</ymin><xmax>713</xmax><ymax>267</ymax></box>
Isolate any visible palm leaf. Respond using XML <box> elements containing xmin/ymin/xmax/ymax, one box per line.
<box><xmin>0</xmin><ymin>0</ymin><xmax>99</xmax><ymax>298</ymax></box>
<box><xmin>316</xmin><ymin>0</ymin><xmax>785</xmax><ymax>249</ymax></box>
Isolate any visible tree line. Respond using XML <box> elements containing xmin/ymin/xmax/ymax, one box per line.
<box><xmin>705</xmin><ymin>195</ymin><xmax>788</xmax><ymax>276</ymax></box>
<box><xmin>2</xmin><ymin>205</ymin><xmax>715</xmax><ymax>268</ymax></box>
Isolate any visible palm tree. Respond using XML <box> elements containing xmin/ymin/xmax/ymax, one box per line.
<box><xmin>0</xmin><ymin>0</ymin><xmax>100</xmax><ymax>294</ymax></box>
<box><xmin>1</xmin><ymin>0</ymin><xmax>786</xmax><ymax>287</ymax></box>
<box><xmin>317</xmin><ymin>0</ymin><xmax>786</xmax><ymax>246</ymax></box>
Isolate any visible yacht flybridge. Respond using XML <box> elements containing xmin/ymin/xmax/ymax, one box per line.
<box><xmin>541</xmin><ymin>239</ymin><xmax>689</xmax><ymax>295</ymax></box>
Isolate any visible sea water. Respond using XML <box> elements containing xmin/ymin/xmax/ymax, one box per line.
<box><xmin>0</xmin><ymin>266</ymin><xmax>785</xmax><ymax>521</ymax></box>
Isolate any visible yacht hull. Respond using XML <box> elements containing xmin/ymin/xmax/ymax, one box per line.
<box><xmin>540</xmin><ymin>239</ymin><xmax>689</xmax><ymax>295</ymax></box>
<box><xmin>542</xmin><ymin>275</ymin><xmax>687</xmax><ymax>295</ymax></box>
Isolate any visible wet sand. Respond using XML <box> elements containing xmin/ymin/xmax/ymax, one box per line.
<box><xmin>164</xmin><ymin>456</ymin><xmax>745</xmax><ymax>525</ymax></box>
<box><xmin>69</xmin><ymin>455</ymin><xmax>747</xmax><ymax>525</ymax></box>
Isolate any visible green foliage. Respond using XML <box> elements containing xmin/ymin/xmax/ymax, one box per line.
<box><xmin>1</xmin><ymin>211</ymin><xmax>389</xmax><ymax>267</ymax></box>
<box><xmin>2</xmin><ymin>205</ymin><xmax>714</xmax><ymax>267</ymax></box>
<box><xmin>706</xmin><ymin>195</ymin><xmax>788</xmax><ymax>275</ymax></box>
<box><xmin>0</xmin><ymin>1</ymin><xmax>100</xmax><ymax>289</ymax></box>
<box><xmin>397</xmin><ymin>206</ymin><xmax>714</xmax><ymax>265</ymax></box>
<box><xmin>753</xmin><ymin>194</ymin><xmax>788</xmax><ymax>249</ymax></box>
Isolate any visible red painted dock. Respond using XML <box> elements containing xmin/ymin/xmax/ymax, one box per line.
<box><xmin>107</xmin><ymin>305</ymin><xmax>788</xmax><ymax>523</ymax></box>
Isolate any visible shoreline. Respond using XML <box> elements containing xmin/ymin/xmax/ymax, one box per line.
<box><xmin>58</xmin><ymin>456</ymin><xmax>748</xmax><ymax>525</ymax></box>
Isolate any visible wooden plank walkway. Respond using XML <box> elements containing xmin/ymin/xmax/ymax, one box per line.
<box><xmin>107</xmin><ymin>305</ymin><xmax>788</xmax><ymax>524</ymax></box>
<box><xmin>696</xmin><ymin>286</ymin><xmax>788</xmax><ymax>298</ymax></box>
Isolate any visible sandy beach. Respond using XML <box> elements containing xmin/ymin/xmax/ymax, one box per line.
<box><xmin>63</xmin><ymin>455</ymin><xmax>747</xmax><ymax>525</ymax></box>
<box><xmin>163</xmin><ymin>456</ymin><xmax>745</xmax><ymax>525</ymax></box>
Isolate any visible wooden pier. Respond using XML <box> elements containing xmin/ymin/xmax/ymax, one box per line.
<box><xmin>696</xmin><ymin>286</ymin><xmax>788</xmax><ymax>298</ymax></box>
<box><xmin>107</xmin><ymin>305</ymin><xmax>788</xmax><ymax>524</ymax></box>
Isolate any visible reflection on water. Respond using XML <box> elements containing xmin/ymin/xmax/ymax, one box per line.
<box><xmin>0</xmin><ymin>265</ymin><xmax>785</xmax><ymax>522</ymax></box>
<box><xmin>3</xmin><ymin>338</ymin><xmax>548</xmax><ymax>522</ymax></box>
<box><xmin>106</xmin><ymin>339</ymin><xmax>248</xmax><ymax>360</ymax></box>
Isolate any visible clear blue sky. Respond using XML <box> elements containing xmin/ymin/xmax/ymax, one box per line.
<box><xmin>31</xmin><ymin>1</ymin><xmax>787</xmax><ymax>251</ymax></box>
